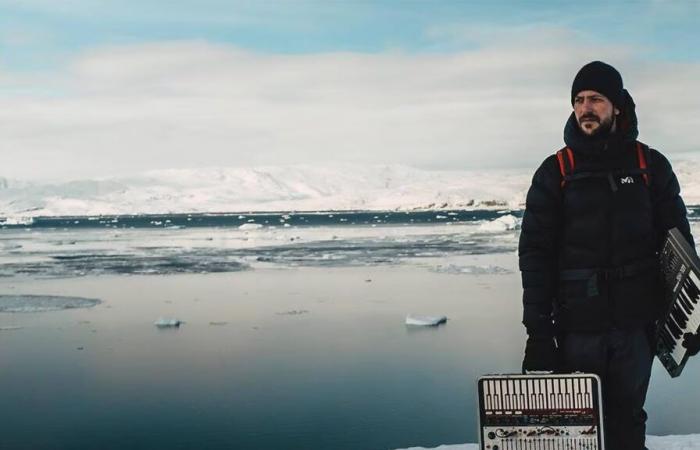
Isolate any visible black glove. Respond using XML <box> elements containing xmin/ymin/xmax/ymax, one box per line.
<box><xmin>682</xmin><ymin>332</ymin><xmax>700</xmax><ymax>357</ymax></box>
<box><xmin>522</xmin><ymin>335</ymin><xmax>557</xmax><ymax>373</ymax></box>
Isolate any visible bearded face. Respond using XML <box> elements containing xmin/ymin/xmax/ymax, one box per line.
<box><xmin>573</xmin><ymin>90</ymin><xmax>619</xmax><ymax>137</ymax></box>
<box><xmin>578</xmin><ymin>110</ymin><xmax>615</xmax><ymax>137</ymax></box>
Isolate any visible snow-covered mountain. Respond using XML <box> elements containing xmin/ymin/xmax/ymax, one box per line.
<box><xmin>1</xmin><ymin>160</ymin><xmax>698</xmax><ymax>219</ymax></box>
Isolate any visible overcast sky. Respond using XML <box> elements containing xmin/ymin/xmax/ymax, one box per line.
<box><xmin>1</xmin><ymin>0</ymin><xmax>699</xmax><ymax>181</ymax></box>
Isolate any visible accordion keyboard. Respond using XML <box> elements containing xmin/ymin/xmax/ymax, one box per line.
<box><xmin>478</xmin><ymin>374</ymin><xmax>604</xmax><ymax>450</ymax></box>
<box><xmin>657</xmin><ymin>227</ymin><xmax>700</xmax><ymax>377</ymax></box>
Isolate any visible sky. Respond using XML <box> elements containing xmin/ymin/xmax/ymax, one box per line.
<box><xmin>1</xmin><ymin>0</ymin><xmax>699</xmax><ymax>181</ymax></box>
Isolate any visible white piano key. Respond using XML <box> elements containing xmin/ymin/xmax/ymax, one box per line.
<box><xmin>484</xmin><ymin>381</ymin><xmax>491</xmax><ymax>410</ymax></box>
<box><xmin>586</xmin><ymin>378</ymin><xmax>593</xmax><ymax>408</ymax></box>
<box><xmin>508</xmin><ymin>379</ymin><xmax>516</xmax><ymax>411</ymax></box>
<box><xmin>495</xmin><ymin>380</ymin><xmax>502</xmax><ymax>410</ymax></box>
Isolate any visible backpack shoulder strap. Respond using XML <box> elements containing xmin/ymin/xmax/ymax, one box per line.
<box><xmin>555</xmin><ymin>147</ymin><xmax>575</xmax><ymax>188</ymax></box>
<box><xmin>635</xmin><ymin>141</ymin><xmax>651</xmax><ymax>186</ymax></box>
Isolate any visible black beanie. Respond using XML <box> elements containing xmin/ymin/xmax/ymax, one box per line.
<box><xmin>571</xmin><ymin>61</ymin><xmax>624</xmax><ymax>108</ymax></box>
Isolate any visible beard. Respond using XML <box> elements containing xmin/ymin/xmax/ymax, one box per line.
<box><xmin>578</xmin><ymin>113</ymin><xmax>615</xmax><ymax>137</ymax></box>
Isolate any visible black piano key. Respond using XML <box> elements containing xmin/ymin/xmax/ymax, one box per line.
<box><xmin>665</xmin><ymin>326</ymin><xmax>677</xmax><ymax>349</ymax></box>
<box><xmin>680</xmin><ymin>288</ymin><xmax>696</xmax><ymax>312</ymax></box>
<box><xmin>660</xmin><ymin>327</ymin><xmax>676</xmax><ymax>351</ymax></box>
<box><xmin>667</xmin><ymin>316</ymin><xmax>683</xmax><ymax>339</ymax></box>
<box><xmin>683</xmin><ymin>278</ymin><xmax>700</xmax><ymax>303</ymax></box>
<box><xmin>677</xmin><ymin>306</ymin><xmax>690</xmax><ymax>329</ymax></box>
<box><xmin>671</xmin><ymin>305</ymin><xmax>688</xmax><ymax>330</ymax></box>
<box><xmin>675</xmin><ymin>306</ymin><xmax>688</xmax><ymax>330</ymax></box>
<box><xmin>667</xmin><ymin>306</ymin><xmax>683</xmax><ymax>333</ymax></box>
<box><xmin>677</xmin><ymin>290</ymin><xmax>693</xmax><ymax>314</ymax></box>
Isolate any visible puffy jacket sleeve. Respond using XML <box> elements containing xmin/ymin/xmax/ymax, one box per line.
<box><xmin>518</xmin><ymin>155</ymin><xmax>562</xmax><ymax>338</ymax></box>
<box><xmin>650</xmin><ymin>149</ymin><xmax>695</xmax><ymax>252</ymax></box>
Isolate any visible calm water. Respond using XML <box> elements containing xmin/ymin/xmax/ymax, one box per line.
<box><xmin>1</xmin><ymin>211</ymin><xmax>699</xmax><ymax>450</ymax></box>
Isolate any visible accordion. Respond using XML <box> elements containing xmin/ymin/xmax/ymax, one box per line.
<box><xmin>656</xmin><ymin>227</ymin><xmax>700</xmax><ymax>377</ymax></box>
<box><xmin>478</xmin><ymin>373</ymin><xmax>604</xmax><ymax>450</ymax></box>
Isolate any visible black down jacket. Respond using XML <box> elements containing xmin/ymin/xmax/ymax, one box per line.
<box><xmin>519</xmin><ymin>90</ymin><xmax>694</xmax><ymax>336</ymax></box>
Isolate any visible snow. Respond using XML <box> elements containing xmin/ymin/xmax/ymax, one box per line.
<box><xmin>1</xmin><ymin>157</ymin><xmax>698</xmax><ymax>220</ymax></box>
<box><xmin>2</xmin><ymin>159</ymin><xmax>699</xmax><ymax>220</ymax></box>
<box><xmin>395</xmin><ymin>434</ymin><xmax>700</xmax><ymax>450</ymax></box>
<box><xmin>405</xmin><ymin>315</ymin><xmax>448</xmax><ymax>326</ymax></box>
<box><xmin>0</xmin><ymin>164</ymin><xmax>530</xmax><ymax>219</ymax></box>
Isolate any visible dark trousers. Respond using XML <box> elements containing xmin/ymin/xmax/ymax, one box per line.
<box><xmin>561</xmin><ymin>328</ymin><xmax>654</xmax><ymax>450</ymax></box>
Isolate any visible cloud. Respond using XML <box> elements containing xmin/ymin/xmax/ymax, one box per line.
<box><xmin>1</xmin><ymin>32</ymin><xmax>699</xmax><ymax>181</ymax></box>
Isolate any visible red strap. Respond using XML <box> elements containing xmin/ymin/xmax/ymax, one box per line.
<box><xmin>636</xmin><ymin>142</ymin><xmax>649</xmax><ymax>186</ymax></box>
<box><xmin>556</xmin><ymin>150</ymin><xmax>566</xmax><ymax>187</ymax></box>
<box><xmin>565</xmin><ymin>147</ymin><xmax>575</xmax><ymax>171</ymax></box>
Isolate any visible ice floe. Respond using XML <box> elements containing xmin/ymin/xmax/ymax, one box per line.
<box><xmin>0</xmin><ymin>250</ymin><xmax>250</xmax><ymax>278</ymax></box>
<box><xmin>154</xmin><ymin>318</ymin><xmax>183</xmax><ymax>328</ymax></box>
<box><xmin>405</xmin><ymin>315</ymin><xmax>447</xmax><ymax>326</ymax></box>
<box><xmin>477</xmin><ymin>214</ymin><xmax>519</xmax><ymax>232</ymax></box>
<box><xmin>239</xmin><ymin>223</ymin><xmax>263</xmax><ymax>230</ymax></box>
<box><xmin>0</xmin><ymin>295</ymin><xmax>100</xmax><ymax>313</ymax></box>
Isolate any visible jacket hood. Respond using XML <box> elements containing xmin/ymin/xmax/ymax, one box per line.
<box><xmin>563</xmin><ymin>89</ymin><xmax>638</xmax><ymax>154</ymax></box>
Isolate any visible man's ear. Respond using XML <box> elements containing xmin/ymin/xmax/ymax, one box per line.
<box><xmin>614</xmin><ymin>107</ymin><xmax>620</xmax><ymax>115</ymax></box>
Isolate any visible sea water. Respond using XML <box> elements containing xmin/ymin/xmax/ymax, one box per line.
<box><xmin>0</xmin><ymin>210</ymin><xmax>699</xmax><ymax>450</ymax></box>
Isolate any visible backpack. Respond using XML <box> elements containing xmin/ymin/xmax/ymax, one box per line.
<box><xmin>555</xmin><ymin>141</ymin><xmax>651</xmax><ymax>192</ymax></box>
<box><xmin>554</xmin><ymin>140</ymin><xmax>656</xmax><ymax>296</ymax></box>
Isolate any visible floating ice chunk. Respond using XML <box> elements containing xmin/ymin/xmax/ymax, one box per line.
<box><xmin>405</xmin><ymin>315</ymin><xmax>447</xmax><ymax>326</ymax></box>
<box><xmin>478</xmin><ymin>214</ymin><xmax>519</xmax><ymax>232</ymax></box>
<box><xmin>239</xmin><ymin>223</ymin><xmax>263</xmax><ymax>230</ymax></box>
<box><xmin>154</xmin><ymin>317</ymin><xmax>183</xmax><ymax>328</ymax></box>
<box><xmin>0</xmin><ymin>295</ymin><xmax>101</xmax><ymax>313</ymax></box>
<box><xmin>0</xmin><ymin>216</ymin><xmax>34</xmax><ymax>226</ymax></box>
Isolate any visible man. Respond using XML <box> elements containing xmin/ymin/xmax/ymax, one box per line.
<box><xmin>518</xmin><ymin>61</ymin><xmax>696</xmax><ymax>450</ymax></box>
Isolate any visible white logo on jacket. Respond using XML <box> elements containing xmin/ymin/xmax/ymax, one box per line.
<box><xmin>620</xmin><ymin>176</ymin><xmax>634</xmax><ymax>184</ymax></box>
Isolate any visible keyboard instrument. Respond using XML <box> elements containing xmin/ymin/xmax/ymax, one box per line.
<box><xmin>657</xmin><ymin>227</ymin><xmax>700</xmax><ymax>378</ymax></box>
<box><xmin>478</xmin><ymin>373</ymin><xmax>604</xmax><ymax>450</ymax></box>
